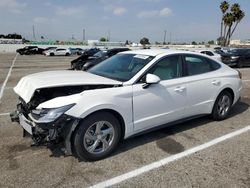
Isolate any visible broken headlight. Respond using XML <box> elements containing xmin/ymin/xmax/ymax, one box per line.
<box><xmin>31</xmin><ymin>104</ymin><xmax>75</xmax><ymax>123</ymax></box>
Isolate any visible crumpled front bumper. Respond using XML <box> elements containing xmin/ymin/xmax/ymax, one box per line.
<box><xmin>10</xmin><ymin>109</ymin><xmax>79</xmax><ymax>155</ymax></box>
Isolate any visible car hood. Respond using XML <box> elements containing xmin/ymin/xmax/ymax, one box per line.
<box><xmin>14</xmin><ymin>70</ymin><xmax>122</xmax><ymax>103</ymax></box>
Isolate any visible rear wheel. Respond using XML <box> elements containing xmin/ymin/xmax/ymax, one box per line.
<box><xmin>73</xmin><ymin>112</ymin><xmax>121</xmax><ymax>161</ymax></box>
<box><xmin>50</xmin><ymin>53</ymin><xmax>54</xmax><ymax>56</ymax></box>
<box><xmin>211</xmin><ymin>91</ymin><xmax>233</xmax><ymax>121</ymax></box>
<box><xmin>236</xmin><ymin>60</ymin><xmax>244</xmax><ymax>68</ymax></box>
<box><xmin>65</xmin><ymin>53</ymin><xmax>70</xmax><ymax>56</ymax></box>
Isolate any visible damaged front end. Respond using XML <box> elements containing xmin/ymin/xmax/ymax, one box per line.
<box><xmin>10</xmin><ymin>84</ymin><xmax>116</xmax><ymax>155</ymax></box>
<box><xmin>10</xmin><ymin>98</ymin><xmax>79</xmax><ymax>155</ymax></box>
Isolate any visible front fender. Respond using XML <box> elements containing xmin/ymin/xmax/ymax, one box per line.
<box><xmin>65</xmin><ymin>86</ymin><xmax>134</xmax><ymax>138</ymax></box>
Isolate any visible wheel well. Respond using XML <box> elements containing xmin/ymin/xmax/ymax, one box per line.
<box><xmin>219</xmin><ymin>88</ymin><xmax>235</xmax><ymax>102</ymax></box>
<box><xmin>75</xmin><ymin>109</ymin><xmax>125</xmax><ymax>140</ymax></box>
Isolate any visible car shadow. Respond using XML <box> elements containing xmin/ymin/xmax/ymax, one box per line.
<box><xmin>112</xmin><ymin>100</ymin><xmax>249</xmax><ymax>157</ymax></box>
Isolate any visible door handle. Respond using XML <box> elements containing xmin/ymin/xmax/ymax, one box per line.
<box><xmin>174</xmin><ymin>86</ymin><xmax>186</xmax><ymax>92</ymax></box>
<box><xmin>212</xmin><ymin>80</ymin><xmax>221</xmax><ymax>86</ymax></box>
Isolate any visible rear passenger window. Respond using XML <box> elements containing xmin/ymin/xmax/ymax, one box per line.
<box><xmin>185</xmin><ymin>55</ymin><xmax>220</xmax><ymax>76</ymax></box>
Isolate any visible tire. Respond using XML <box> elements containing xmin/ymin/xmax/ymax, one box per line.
<box><xmin>65</xmin><ymin>53</ymin><xmax>70</xmax><ymax>56</ymax></box>
<box><xmin>211</xmin><ymin>91</ymin><xmax>233</xmax><ymax>121</ymax></box>
<box><xmin>236</xmin><ymin>60</ymin><xmax>243</xmax><ymax>68</ymax></box>
<box><xmin>50</xmin><ymin>53</ymin><xmax>54</xmax><ymax>56</ymax></box>
<box><xmin>73</xmin><ymin>112</ymin><xmax>121</xmax><ymax>161</ymax></box>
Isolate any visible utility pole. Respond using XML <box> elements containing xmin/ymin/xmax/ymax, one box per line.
<box><xmin>169</xmin><ymin>32</ymin><xmax>172</xmax><ymax>44</ymax></box>
<box><xmin>32</xmin><ymin>25</ymin><xmax>36</xmax><ymax>41</ymax></box>
<box><xmin>107</xmin><ymin>30</ymin><xmax>110</xmax><ymax>42</ymax></box>
<box><xmin>163</xmin><ymin>30</ymin><xmax>167</xmax><ymax>44</ymax></box>
<box><xmin>83</xmin><ymin>29</ymin><xmax>85</xmax><ymax>41</ymax></box>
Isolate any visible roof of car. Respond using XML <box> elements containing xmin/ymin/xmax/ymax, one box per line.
<box><xmin>121</xmin><ymin>49</ymin><xmax>187</xmax><ymax>56</ymax></box>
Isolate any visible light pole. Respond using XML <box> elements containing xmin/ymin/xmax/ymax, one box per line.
<box><xmin>83</xmin><ymin>29</ymin><xmax>85</xmax><ymax>41</ymax></box>
<box><xmin>163</xmin><ymin>30</ymin><xmax>167</xmax><ymax>45</ymax></box>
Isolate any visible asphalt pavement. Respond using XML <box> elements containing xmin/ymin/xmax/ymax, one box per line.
<box><xmin>0</xmin><ymin>53</ymin><xmax>249</xmax><ymax>188</ymax></box>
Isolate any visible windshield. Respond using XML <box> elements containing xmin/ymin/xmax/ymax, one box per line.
<box><xmin>88</xmin><ymin>54</ymin><xmax>154</xmax><ymax>81</ymax></box>
<box><xmin>93</xmin><ymin>50</ymin><xmax>107</xmax><ymax>58</ymax></box>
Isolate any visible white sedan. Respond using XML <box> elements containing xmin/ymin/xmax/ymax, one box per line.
<box><xmin>11</xmin><ymin>49</ymin><xmax>242</xmax><ymax>161</ymax></box>
<box><xmin>198</xmin><ymin>50</ymin><xmax>222</xmax><ymax>62</ymax></box>
<box><xmin>44</xmin><ymin>48</ymin><xmax>71</xmax><ymax>56</ymax></box>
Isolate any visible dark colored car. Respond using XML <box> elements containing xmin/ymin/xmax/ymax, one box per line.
<box><xmin>16</xmin><ymin>46</ymin><xmax>44</xmax><ymax>55</ymax></box>
<box><xmin>81</xmin><ymin>48</ymin><xmax>130</xmax><ymax>71</ymax></box>
<box><xmin>71</xmin><ymin>48</ymin><xmax>100</xmax><ymax>70</ymax></box>
<box><xmin>221</xmin><ymin>48</ymin><xmax>250</xmax><ymax>67</ymax></box>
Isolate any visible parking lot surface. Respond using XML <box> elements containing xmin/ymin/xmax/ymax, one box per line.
<box><xmin>0</xmin><ymin>53</ymin><xmax>249</xmax><ymax>188</ymax></box>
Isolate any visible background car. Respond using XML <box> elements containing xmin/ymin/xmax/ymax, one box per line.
<box><xmin>42</xmin><ymin>47</ymin><xmax>57</xmax><ymax>55</ymax></box>
<box><xmin>44</xmin><ymin>48</ymin><xmax>71</xmax><ymax>56</ymax></box>
<box><xmin>221</xmin><ymin>48</ymin><xmax>250</xmax><ymax>67</ymax></box>
<box><xmin>191</xmin><ymin>49</ymin><xmax>221</xmax><ymax>61</ymax></box>
<box><xmin>71</xmin><ymin>48</ymin><xmax>130</xmax><ymax>70</ymax></box>
<box><xmin>16</xmin><ymin>46</ymin><xmax>44</xmax><ymax>55</ymax></box>
<box><xmin>70</xmin><ymin>48</ymin><xmax>101</xmax><ymax>69</ymax></box>
<box><xmin>69</xmin><ymin>48</ymin><xmax>85</xmax><ymax>55</ymax></box>
<box><xmin>199</xmin><ymin>50</ymin><xmax>222</xmax><ymax>62</ymax></box>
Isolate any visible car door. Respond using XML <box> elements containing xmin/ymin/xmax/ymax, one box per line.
<box><xmin>56</xmin><ymin>49</ymin><xmax>64</xmax><ymax>55</ymax></box>
<box><xmin>183</xmin><ymin>54</ymin><xmax>222</xmax><ymax>117</ymax></box>
<box><xmin>244</xmin><ymin>50</ymin><xmax>250</xmax><ymax>66</ymax></box>
<box><xmin>132</xmin><ymin>55</ymin><xmax>187</xmax><ymax>132</ymax></box>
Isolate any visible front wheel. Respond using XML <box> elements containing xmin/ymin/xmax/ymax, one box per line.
<box><xmin>211</xmin><ymin>91</ymin><xmax>233</xmax><ymax>121</ymax></box>
<box><xmin>73</xmin><ymin>112</ymin><xmax>121</xmax><ymax>161</ymax></box>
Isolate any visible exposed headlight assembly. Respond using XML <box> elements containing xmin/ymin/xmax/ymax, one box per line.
<box><xmin>30</xmin><ymin>104</ymin><xmax>75</xmax><ymax>123</ymax></box>
<box><xmin>231</xmin><ymin>56</ymin><xmax>239</xmax><ymax>59</ymax></box>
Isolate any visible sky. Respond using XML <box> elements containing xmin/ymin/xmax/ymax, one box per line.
<box><xmin>0</xmin><ymin>0</ymin><xmax>249</xmax><ymax>43</ymax></box>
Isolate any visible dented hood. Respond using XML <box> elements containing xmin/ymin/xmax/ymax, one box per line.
<box><xmin>14</xmin><ymin>70</ymin><xmax>122</xmax><ymax>103</ymax></box>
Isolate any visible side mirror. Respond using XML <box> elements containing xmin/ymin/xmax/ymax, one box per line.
<box><xmin>143</xmin><ymin>74</ymin><xmax>161</xmax><ymax>89</ymax></box>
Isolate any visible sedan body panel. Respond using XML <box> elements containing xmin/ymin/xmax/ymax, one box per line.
<box><xmin>132</xmin><ymin>78</ymin><xmax>187</xmax><ymax>132</ymax></box>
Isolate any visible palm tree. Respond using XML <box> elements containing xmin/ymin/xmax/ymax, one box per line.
<box><xmin>226</xmin><ymin>3</ymin><xmax>245</xmax><ymax>45</ymax></box>
<box><xmin>231</xmin><ymin>3</ymin><xmax>240</xmax><ymax>16</ymax></box>
<box><xmin>229</xmin><ymin>10</ymin><xmax>245</xmax><ymax>44</ymax></box>
<box><xmin>220</xmin><ymin>2</ymin><xmax>245</xmax><ymax>46</ymax></box>
<box><xmin>220</xmin><ymin>1</ymin><xmax>229</xmax><ymax>39</ymax></box>
<box><xmin>223</xmin><ymin>13</ymin><xmax>234</xmax><ymax>46</ymax></box>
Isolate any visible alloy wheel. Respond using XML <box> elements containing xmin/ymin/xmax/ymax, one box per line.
<box><xmin>217</xmin><ymin>95</ymin><xmax>231</xmax><ymax>117</ymax></box>
<box><xmin>83</xmin><ymin>121</ymin><xmax>114</xmax><ymax>154</ymax></box>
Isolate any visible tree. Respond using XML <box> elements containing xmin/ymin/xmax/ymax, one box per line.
<box><xmin>191</xmin><ymin>41</ymin><xmax>197</xmax><ymax>45</ymax></box>
<box><xmin>100</xmin><ymin>37</ymin><xmax>107</xmax><ymax>42</ymax></box>
<box><xmin>140</xmin><ymin>37</ymin><xmax>150</xmax><ymax>46</ymax></box>
<box><xmin>219</xmin><ymin>1</ymin><xmax>245</xmax><ymax>46</ymax></box>
<box><xmin>208</xmin><ymin>40</ymin><xmax>215</xmax><ymax>45</ymax></box>
<box><xmin>220</xmin><ymin>1</ymin><xmax>229</xmax><ymax>40</ymax></box>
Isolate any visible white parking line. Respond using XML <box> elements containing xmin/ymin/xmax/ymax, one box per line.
<box><xmin>243</xmin><ymin>80</ymin><xmax>250</xmax><ymax>82</ymax></box>
<box><xmin>0</xmin><ymin>113</ymin><xmax>10</xmax><ymax>116</ymax></box>
<box><xmin>0</xmin><ymin>54</ymin><xmax>18</xmax><ymax>102</ymax></box>
<box><xmin>89</xmin><ymin>125</ymin><xmax>250</xmax><ymax>188</ymax></box>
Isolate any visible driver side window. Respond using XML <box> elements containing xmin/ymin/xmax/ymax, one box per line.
<box><xmin>147</xmin><ymin>55</ymin><xmax>182</xmax><ymax>81</ymax></box>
